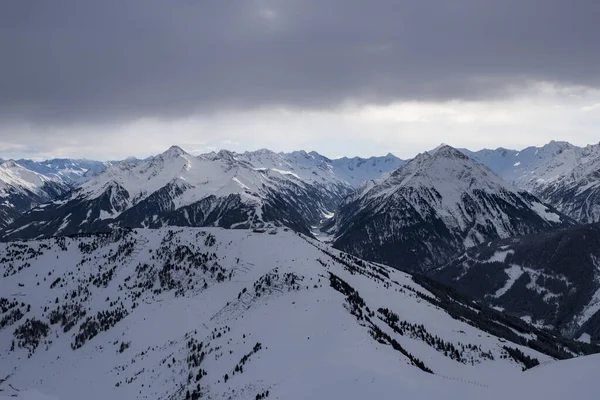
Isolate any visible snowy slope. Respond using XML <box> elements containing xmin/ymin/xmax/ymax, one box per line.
<box><xmin>0</xmin><ymin>161</ymin><xmax>70</xmax><ymax>229</ymax></box>
<box><xmin>0</xmin><ymin>227</ymin><xmax>596</xmax><ymax>400</ymax></box>
<box><xmin>433</xmin><ymin>223</ymin><xmax>600</xmax><ymax>342</ymax></box>
<box><xmin>332</xmin><ymin>145</ymin><xmax>573</xmax><ymax>273</ymax></box>
<box><xmin>465</xmin><ymin>141</ymin><xmax>600</xmax><ymax>223</ymax></box>
<box><xmin>1</xmin><ymin>147</ymin><xmax>351</xmax><ymax>240</ymax></box>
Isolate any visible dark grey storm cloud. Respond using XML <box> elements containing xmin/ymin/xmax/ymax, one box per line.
<box><xmin>1</xmin><ymin>0</ymin><xmax>599</xmax><ymax>124</ymax></box>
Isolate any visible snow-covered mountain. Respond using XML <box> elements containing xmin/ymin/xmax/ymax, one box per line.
<box><xmin>0</xmin><ymin>157</ymin><xmax>112</xmax><ymax>229</ymax></box>
<box><xmin>329</xmin><ymin>153</ymin><xmax>406</xmax><ymax>187</ymax></box>
<box><xmin>0</xmin><ymin>161</ymin><xmax>70</xmax><ymax>229</ymax></box>
<box><xmin>1</xmin><ymin>147</ymin><xmax>353</xmax><ymax>240</ymax></box>
<box><xmin>15</xmin><ymin>158</ymin><xmax>111</xmax><ymax>187</ymax></box>
<box><xmin>464</xmin><ymin>141</ymin><xmax>600</xmax><ymax>223</ymax></box>
<box><xmin>1</xmin><ymin>227</ymin><xmax>597</xmax><ymax>400</ymax></box>
<box><xmin>432</xmin><ymin>223</ymin><xmax>600</xmax><ymax>343</ymax></box>
<box><xmin>234</xmin><ymin>148</ymin><xmax>405</xmax><ymax>188</ymax></box>
<box><xmin>331</xmin><ymin>145</ymin><xmax>574</xmax><ymax>273</ymax></box>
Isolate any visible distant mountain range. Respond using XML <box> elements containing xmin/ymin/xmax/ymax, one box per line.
<box><xmin>0</xmin><ymin>147</ymin><xmax>404</xmax><ymax>240</ymax></box>
<box><xmin>463</xmin><ymin>141</ymin><xmax>600</xmax><ymax>223</ymax></box>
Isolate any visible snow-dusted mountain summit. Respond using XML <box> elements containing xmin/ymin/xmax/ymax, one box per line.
<box><xmin>464</xmin><ymin>141</ymin><xmax>600</xmax><ymax>223</ymax></box>
<box><xmin>331</xmin><ymin>145</ymin><xmax>573</xmax><ymax>273</ymax></box>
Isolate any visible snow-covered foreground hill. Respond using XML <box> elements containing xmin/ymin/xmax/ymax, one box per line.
<box><xmin>1</xmin><ymin>228</ymin><xmax>597</xmax><ymax>400</ymax></box>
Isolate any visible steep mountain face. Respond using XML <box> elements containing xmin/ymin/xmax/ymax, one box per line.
<box><xmin>0</xmin><ymin>161</ymin><xmax>70</xmax><ymax>229</ymax></box>
<box><xmin>432</xmin><ymin>223</ymin><xmax>600</xmax><ymax>343</ymax></box>
<box><xmin>332</xmin><ymin>145</ymin><xmax>574</xmax><ymax>273</ymax></box>
<box><xmin>465</xmin><ymin>141</ymin><xmax>600</xmax><ymax>223</ymax></box>
<box><xmin>1</xmin><ymin>147</ymin><xmax>352</xmax><ymax>240</ymax></box>
<box><xmin>0</xmin><ymin>227</ymin><xmax>597</xmax><ymax>399</ymax></box>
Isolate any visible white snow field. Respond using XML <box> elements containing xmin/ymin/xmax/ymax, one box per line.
<box><xmin>0</xmin><ymin>228</ymin><xmax>596</xmax><ymax>399</ymax></box>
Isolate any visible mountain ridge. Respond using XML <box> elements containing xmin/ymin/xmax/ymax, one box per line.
<box><xmin>331</xmin><ymin>145</ymin><xmax>574</xmax><ymax>273</ymax></box>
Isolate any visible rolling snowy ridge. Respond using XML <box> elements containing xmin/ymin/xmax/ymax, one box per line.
<box><xmin>0</xmin><ymin>227</ymin><xmax>597</xmax><ymax>399</ymax></box>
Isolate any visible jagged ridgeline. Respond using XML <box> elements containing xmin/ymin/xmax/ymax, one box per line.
<box><xmin>1</xmin><ymin>227</ymin><xmax>598</xmax><ymax>399</ymax></box>
<box><xmin>1</xmin><ymin>147</ymin><xmax>404</xmax><ymax>241</ymax></box>
<box><xmin>464</xmin><ymin>141</ymin><xmax>600</xmax><ymax>224</ymax></box>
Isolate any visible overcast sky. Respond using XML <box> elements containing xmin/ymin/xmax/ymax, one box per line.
<box><xmin>1</xmin><ymin>0</ymin><xmax>599</xmax><ymax>160</ymax></box>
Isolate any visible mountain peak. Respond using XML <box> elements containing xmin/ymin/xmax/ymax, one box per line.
<box><xmin>427</xmin><ymin>144</ymin><xmax>468</xmax><ymax>160</ymax></box>
<box><xmin>162</xmin><ymin>145</ymin><xmax>187</xmax><ymax>158</ymax></box>
<box><xmin>544</xmin><ymin>140</ymin><xmax>574</xmax><ymax>152</ymax></box>
<box><xmin>0</xmin><ymin>159</ymin><xmax>19</xmax><ymax>169</ymax></box>
<box><xmin>216</xmin><ymin>149</ymin><xmax>236</xmax><ymax>162</ymax></box>
<box><xmin>253</xmin><ymin>148</ymin><xmax>276</xmax><ymax>155</ymax></box>
<box><xmin>388</xmin><ymin>144</ymin><xmax>507</xmax><ymax>193</ymax></box>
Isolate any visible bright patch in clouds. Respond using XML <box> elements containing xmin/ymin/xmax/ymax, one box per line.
<box><xmin>1</xmin><ymin>83</ymin><xmax>599</xmax><ymax>161</ymax></box>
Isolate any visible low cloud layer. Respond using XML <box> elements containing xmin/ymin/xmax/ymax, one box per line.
<box><xmin>2</xmin><ymin>84</ymin><xmax>599</xmax><ymax>161</ymax></box>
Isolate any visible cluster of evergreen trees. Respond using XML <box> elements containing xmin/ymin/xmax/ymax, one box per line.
<box><xmin>328</xmin><ymin>272</ymin><xmax>434</xmax><ymax>373</ymax></box>
<box><xmin>49</xmin><ymin>302</ymin><xmax>86</xmax><ymax>333</ymax></box>
<box><xmin>13</xmin><ymin>318</ymin><xmax>50</xmax><ymax>356</ymax></box>
<box><xmin>72</xmin><ymin>306</ymin><xmax>128</xmax><ymax>349</ymax></box>
<box><xmin>369</xmin><ymin>323</ymin><xmax>433</xmax><ymax>374</ymax></box>
<box><xmin>378</xmin><ymin>307</ymin><xmax>493</xmax><ymax>364</ymax></box>
<box><xmin>255</xmin><ymin>390</ymin><xmax>270</xmax><ymax>399</ymax></box>
<box><xmin>251</xmin><ymin>269</ymin><xmax>303</xmax><ymax>299</ymax></box>
<box><xmin>183</xmin><ymin>334</ymin><xmax>209</xmax><ymax>400</ymax></box>
<box><xmin>329</xmin><ymin>272</ymin><xmax>366</xmax><ymax>320</ymax></box>
<box><xmin>232</xmin><ymin>342</ymin><xmax>263</xmax><ymax>376</ymax></box>
<box><xmin>0</xmin><ymin>298</ymin><xmax>25</xmax><ymax>330</ymax></box>
<box><xmin>1</xmin><ymin>241</ymin><xmax>44</xmax><ymax>277</ymax></box>
<box><xmin>76</xmin><ymin>228</ymin><xmax>133</xmax><ymax>254</ymax></box>
<box><xmin>502</xmin><ymin>345</ymin><xmax>540</xmax><ymax>370</ymax></box>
